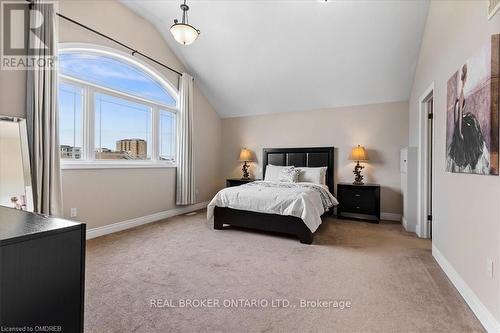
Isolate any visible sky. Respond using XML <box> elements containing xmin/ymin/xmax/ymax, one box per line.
<box><xmin>58</xmin><ymin>52</ymin><xmax>176</xmax><ymax>159</ymax></box>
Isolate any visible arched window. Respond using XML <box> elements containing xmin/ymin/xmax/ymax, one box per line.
<box><xmin>58</xmin><ymin>44</ymin><xmax>178</xmax><ymax>166</ymax></box>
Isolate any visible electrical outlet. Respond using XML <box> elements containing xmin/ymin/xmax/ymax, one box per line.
<box><xmin>486</xmin><ymin>257</ymin><xmax>494</xmax><ymax>279</ymax></box>
<box><xmin>70</xmin><ymin>208</ymin><xmax>77</xmax><ymax>218</ymax></box>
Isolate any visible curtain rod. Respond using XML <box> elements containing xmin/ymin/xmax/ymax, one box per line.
<box><xmin>56</xmin><ymin>13</ymin><xmax>183</xmax><ymax>77</ymax></box>
<box><xmin>25</xmin><ymin>1</ymin><xmax>183</xmax><ymax>76</ymax></box>
<box><xmin>55</xmin><ymin>13</ymin><xmax>183</xmax><ymax>77</ymax></box>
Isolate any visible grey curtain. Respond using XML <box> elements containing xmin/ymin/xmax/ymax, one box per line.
<box><xmin>176</xmin><ymin>73</ymin><xmax>196</xmax><ymax>205</ymax></box>
<box><xmin>26</xmin><ymin>0</ymin><xmax>62</xmax><ymax>215</ymax></box>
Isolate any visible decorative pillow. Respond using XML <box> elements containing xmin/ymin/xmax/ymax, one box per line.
<box><xmin>264</xmin><ymin>165</ymin><xmax>294</xmax><ymax>182</ymax></box>
<box><xmin>278</xmin><ymin>167</ymin><xmax>300</xmax><ymax>183</ymax></box>
<box><xmin>296</xmin><ymin>167</ymin><xmax>328</xmax><ymax>185</ymax></box>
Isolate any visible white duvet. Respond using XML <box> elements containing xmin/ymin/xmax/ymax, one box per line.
<box><xmin>207</xmin><ymin>181</ymin><xmax>338</xmax><ymax>233</ymax></box>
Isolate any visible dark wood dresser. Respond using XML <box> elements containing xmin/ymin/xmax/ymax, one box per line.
<box><xmin>0</xmin><ymin>206</ymin><xmax>85</xmax><ymax>332</ymax></box>
<box><xmin>337</xmin><ymin>182</ymin><xmax>380</xmax><ymax>222</ymax></box>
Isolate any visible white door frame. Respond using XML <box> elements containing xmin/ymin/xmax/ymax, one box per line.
<box><xmin>417</xmin><ymin>82</ymin><xmax>435</xmax><ymax>239</ymax></box>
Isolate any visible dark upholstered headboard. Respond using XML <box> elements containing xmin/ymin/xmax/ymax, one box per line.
<box><xmin>262</xmin><ymin>147</ymin><xmax>335</xmax><ymax>194</ymax></box>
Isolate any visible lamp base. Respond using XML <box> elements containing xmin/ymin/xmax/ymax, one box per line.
<box><xmin>241</xmin><ymin>161</ymin><xmax>250</xmax><ymax>180</ymax></box>
<box><xmin>353</xmin><ymin>161</ymin><xmax>365</xmax><ymax>185</ymax></box>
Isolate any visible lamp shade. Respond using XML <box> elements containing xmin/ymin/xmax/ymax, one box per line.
<box><xmin>349</xmin><ymin>145</ymin><xmax>368</xmax><ymax>161</ymax></box>
<box><xmin>170</xmin><ymin>23</ymin><xmax>200</xmax><ymax>45</ymax></box>
<box><xmin>239</xmin><ymin>148</ymin><xmax>252</xmax><ymax>162</ymax></box>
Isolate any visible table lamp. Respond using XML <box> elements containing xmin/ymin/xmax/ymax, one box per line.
<box><xmin>349</xmin><ymin>145</ymin><xmax>368</xmax><ymax>185</ymax></box>
<box><xmin>239</xmin><ymin>148</ymin><xmax>253</xmax><ymax>180</ymax></box>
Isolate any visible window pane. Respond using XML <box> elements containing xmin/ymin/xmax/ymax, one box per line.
<box><xmin>59</xmin><ymin>82</ymin><xmax>83</xmax><ymax>160</ymax></box>
<box><xmin>95</xmin><ymin>93</ymin><xmax>152</xmax><ymax>160</ymax></box>
<box><xmin>60</xmin><ymin>52</ymin><xmax>176</xmax><ymax>106</ymax></box>
<box><xmin>160</xmin><ymin>110</ymin><xmax>176</xmax><ymax>162</ymax></box>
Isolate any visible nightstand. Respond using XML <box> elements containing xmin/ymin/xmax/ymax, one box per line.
<box><xmin>226</xmin><ymin>178</ymin><xmax>258</xmax><ymax>187</ymax></box>
<box><xmin>337</xmin><ymin>182</ymin><xmax>380</xmax><ymax>222</ymax></box>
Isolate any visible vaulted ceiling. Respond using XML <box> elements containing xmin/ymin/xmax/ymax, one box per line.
<box><xmin>122</xmin><ymin>0</ymin><xmax>429</xmax><ymax>118</ymax></box>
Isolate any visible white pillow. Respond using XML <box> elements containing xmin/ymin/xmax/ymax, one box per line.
<box><xmin>296</xmin><ymin>167</ymin><xmax>328</xmax><ymax>185</ymax></box>
<box><xmin>278</xmin><ymin>167</ymin><xmax>300</xmax><ymax>183</ymax></box>
<box><xmin>264</xmin><ymin>165</ymin><xmax>294</xmax><ymax>182</ymax></box>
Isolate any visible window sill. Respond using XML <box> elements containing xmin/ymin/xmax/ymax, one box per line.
<box><xmin>60</xmin><ymin>161</ymin><xmax>176</xmax><ymax>170</ymax></box>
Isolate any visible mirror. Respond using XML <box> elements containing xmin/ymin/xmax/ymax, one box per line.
<box><xmin>0</xmin><ymin>116</ymin><xmax>33</xmax><ymax>211</ymax></box>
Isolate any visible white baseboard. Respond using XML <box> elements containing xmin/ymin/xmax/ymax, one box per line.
<box><xmin>401</xmin><ymin>216</ymin><xmax>416</xmax><ymax>233</ymax></box>
<box><xmin>432</xmin><ymin>244</ymin><xmax>500</xmax><ymax>333</ymax></box>
<box><xmin>380</xmin><ymin>212</ymin><xmax>401</xmax><ymax>222</ymax></box>
<box><xmin>86</xmin><ymin>201</ymin><xmax>209</xmax><ymax>240</ymax></box>
<box><xmin>401</xmin><ymin>216</ymin><xmax>408</xmax><ymax>229</ymax></box>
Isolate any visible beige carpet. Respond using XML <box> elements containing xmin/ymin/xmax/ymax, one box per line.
<box><xmin>85</xmin><ymin>210</ymin><xmax>484</xmax><ymax>333</ymax></box>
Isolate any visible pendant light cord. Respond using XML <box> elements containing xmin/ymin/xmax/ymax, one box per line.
<box><xmin>181</xmin><ymin>0</ymin><xmax>189</xmax><ymax>25</ymax></box>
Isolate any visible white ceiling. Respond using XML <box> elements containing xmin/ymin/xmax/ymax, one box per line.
<box><xmin>122</xmin><ymin>0</ymin><xmax>429</xmax><ymax>118</ymax></box>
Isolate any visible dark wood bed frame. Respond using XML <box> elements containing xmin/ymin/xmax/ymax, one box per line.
<box><xmin>214</xmin><ymin>147</ymin><xmax>335</xmax><ymax>244</ymax></box>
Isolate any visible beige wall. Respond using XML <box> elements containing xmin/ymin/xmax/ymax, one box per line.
<box><xmin>408</xmin><ymin>0</ymin><xmax>500</xmax><ymax>322</ymax></box>
<box><xmin>0</xmin><ymin>0</ymin><xmax>223</xmax><ymax>229</ymax></box>
<box><xmin>221</xmin><ymin>101</ymin><xmax>409</xmax><ymax>215</ymax></box>
<box><xmin>0</xmin><ymin>70</ymin><xmax>25</xmax><ymax>119</ymax></box>
<box><xmin>0</xmin><ymin>1</ymin><xmax>25</xmax><ymax>118</ymax></box>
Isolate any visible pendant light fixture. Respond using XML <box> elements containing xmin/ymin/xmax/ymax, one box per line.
<box><xmin>170</xmin><ymin>0</ymin><xmax>200</xmax><ymax>46</ymax></box>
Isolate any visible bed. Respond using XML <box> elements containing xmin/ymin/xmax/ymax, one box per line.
<box><xmin>207</xmin><ymin>147</ymin><xmax>337</xmax><ymax>244</ymax></box>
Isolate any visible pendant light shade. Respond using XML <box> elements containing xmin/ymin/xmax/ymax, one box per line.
<box><xmin>171</xmin><ymin>0</ymin><xmax>200</xmax><ymax>46</ymax></box>
<box><xmin>170</xmin><ymin>23</ymin><xmax>199</xmax><ymax>46</ymax></box>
